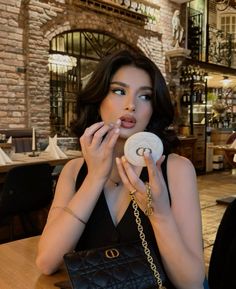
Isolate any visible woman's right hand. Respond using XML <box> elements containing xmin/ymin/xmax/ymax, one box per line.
<box><xmin>80</xmin><ymin>120</ymin><xmax>120</xmax><ymax>182</ymax></box>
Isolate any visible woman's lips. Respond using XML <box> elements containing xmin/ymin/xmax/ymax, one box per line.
<box><xmin>120</xmin><ymin>115</ymin><xmax>136</xmax><ymax>129</ymax></box>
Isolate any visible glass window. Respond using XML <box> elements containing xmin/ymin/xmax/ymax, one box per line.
<box><xmin>219</xmin><ymin>14</ymin><xmax>236</xmax><ymax>38</ymax></box>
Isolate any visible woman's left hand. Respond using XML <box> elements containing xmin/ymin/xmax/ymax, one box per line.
<box><xmin>116</xmin><ymin>151</ymin><xmax>170</xmax><ymax>216</ymax></box>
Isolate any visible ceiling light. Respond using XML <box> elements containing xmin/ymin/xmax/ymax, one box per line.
<box><xmin>48</xmin><ymin>54</ymin><xmax>77</xmax><ymax>73</ymax></box>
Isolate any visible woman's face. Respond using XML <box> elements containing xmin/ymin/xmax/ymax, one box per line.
<box><xmin>100</xmin><ymin>65</ymin><xmax>153</xmax><ymax>139</ymax></box>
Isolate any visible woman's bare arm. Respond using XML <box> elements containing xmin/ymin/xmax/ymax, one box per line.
<box><xmin>36</xmin><ymin>157</ymin><xmax>106</xmax><ymax>275</ymax></box>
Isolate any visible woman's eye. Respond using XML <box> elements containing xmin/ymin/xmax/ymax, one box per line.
<box><xmin>111</xmin><ymin>88</ymin><xmax>125</xmax><ymax>96</ymax></box>
<box><xmin>139</xmin><ymin>94</ymin><xmax>151</xmax><ymax>101</ymax></box>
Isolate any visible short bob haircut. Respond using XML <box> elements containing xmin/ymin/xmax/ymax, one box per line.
<box><xmin>73</xmin><ymin>49</ymin><xmax>178</xmax><ymax>153</ymax></box>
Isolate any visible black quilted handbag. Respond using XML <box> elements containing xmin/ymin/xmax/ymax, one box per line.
<box><xmin>63</xmin><ymin>240</ymin><xmax>165</xmax><ymax>289</ymax></box>
<box><xmin>62</xmin><ymin>189</ymin><xmax>166</xmax><ymax>289</ymax></box>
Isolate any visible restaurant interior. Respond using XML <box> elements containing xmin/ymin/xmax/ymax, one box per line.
<box><xmin>0</xmin><ymin>0</ymin><xmax>236</xmax><ymax>288</ymax></box>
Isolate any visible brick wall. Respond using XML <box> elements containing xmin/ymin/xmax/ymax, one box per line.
<box><xmin>0</xmin><ymin>0</ymin><xmax>181</xmax><ymax>137</ymax></box>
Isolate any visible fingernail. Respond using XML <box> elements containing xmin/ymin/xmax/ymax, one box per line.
<box><xmin>115</xmin><ymin>128</ymin><xmax>120</xmax><ymax>134</ymax></box>
<box><xmin>144</xmin><ymin>150</ymin><xmax>150</xmax><ymax>157</ymax></box>
<box><xmin>116</xmin><ymin>119</ymin><xmax>121</xmax><ymax>125</ymax></box>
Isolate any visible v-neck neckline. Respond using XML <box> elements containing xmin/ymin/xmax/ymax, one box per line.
<box><xmin>102</xmin><ymin>167</ymin><xmax>148</xmax><ymax>228</ymax></box>
<box><xmin>101</xmin><ymin>191</ymin><xmax>131</xmax><ymax>228</ymax></box>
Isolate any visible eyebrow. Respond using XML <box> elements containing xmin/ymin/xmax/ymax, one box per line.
<box><xmin>110</xmin><ymin>81</ymin><xmax>152</xmax><ymax>91</ymax></box>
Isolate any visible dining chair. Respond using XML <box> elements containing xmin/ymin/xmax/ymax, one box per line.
<box><xmin>0</xmin><ymin>163</ymin><xmax>54</xmax><ymax>241</ymax></box>
<box><xmin>224</xmin><ymin>131</ymin><xmax>236</xmax><ymax>169</ymax></box>
<box><xmin>0</xmin><ymin>128</ymin><xmax>33</xmax><ymax>153</ymax></box>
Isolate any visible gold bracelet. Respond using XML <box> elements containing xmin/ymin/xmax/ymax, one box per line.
<box><xmin>63</xmin><ymin>207</ymin><xmax>86</xmax><ymax>225</ymax></box>
<box><xmin>51</xmin><ymin>206</ymin><xmax>86</xmax><ymax>225</ymax></box>
<box><xmin>51</xmin><ymin>206</ymin><xmax>64</xmax><ymax>210</ymax></box>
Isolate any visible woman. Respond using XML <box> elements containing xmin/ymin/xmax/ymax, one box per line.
<box><xmin>36</xmin><ymin>50</ymin><xmax>205</xmax><ymax>289</ymax></box>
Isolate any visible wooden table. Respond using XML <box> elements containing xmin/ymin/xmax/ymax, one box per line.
<box><xmin>0</xmin><ymin>150</ymin><xmax>82</xmax><ymax>174</ymax></box>
<box><xmin>0</xmin><ymin>236</ymin><xmax>68</xmax><ymax>289</ymax></box>
<box><xmin>0</xmin><ymin>150</ymin><xmax>82</xmax><ymax>184</ymax></box>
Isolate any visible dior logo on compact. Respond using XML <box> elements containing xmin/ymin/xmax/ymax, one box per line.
<box><xmin>124</xmin><ymin>132</ymin><xmax>163</xmax><ymax>167</ymax></box>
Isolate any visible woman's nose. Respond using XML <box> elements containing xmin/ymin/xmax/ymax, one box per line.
<box><xmin>125</xmin><ymin>103</ymin><xmax>135</xmax><ymax>112</ymax></box>
<box><xmin>125</xmin><ymin>96</ymin><xmax>136</xmax><ymax>112</ymax></box>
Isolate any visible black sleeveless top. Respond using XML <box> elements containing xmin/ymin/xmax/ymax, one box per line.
<box><xmin>75</xmin><ymin>156</ymin><xmax>176</xmax><ymax>289</ymax></box>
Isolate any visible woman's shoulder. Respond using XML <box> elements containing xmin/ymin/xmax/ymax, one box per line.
<box><xmin>167</xmin><ymin>153</ymin><xmax>195</xmax><ymax>173</ymax></box>
<box><xmin>61</xmin><ymin>157</ymin><xmax>85</xmax><ymax>180</ymax></box>
<box><xmin>166</xmin><ymin>154</ymin><xmax>198</xmax><ymax>200</ymax></box>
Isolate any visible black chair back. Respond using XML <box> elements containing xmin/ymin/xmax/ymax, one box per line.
<box><xmin>208</xmin><ymin>199</ymin><xmax>236</xmax><ymax>289</ymax></box>
<box><xmin>0</xmin><ymin>163</ymin><xmax>53</xmax><ymax>217</ymax></box>
<box><xmin>0</xmin><ymin>129</ymin><xmax>33</xmax><ymax>153</ymax></box>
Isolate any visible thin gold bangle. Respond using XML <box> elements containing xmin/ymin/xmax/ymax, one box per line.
<box><xmin>63</xmin><ymin>207</ymin><xmax>87</xmax><ymax>225</ymax></box>
<box><xmin>51</xmin><ymin>206</ymin><xmax>86</xmax><ymax>225</ymax></box>
<box><xmin>51</xmin><ymin>206</ymin><xmax>64</xmax><ymax>210</ymax></box>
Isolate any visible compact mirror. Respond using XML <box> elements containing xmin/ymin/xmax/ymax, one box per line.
<box><xmin>124</xmin><ymin>132</ymin><xmax>163</xmax><ymax>167</ymax></box>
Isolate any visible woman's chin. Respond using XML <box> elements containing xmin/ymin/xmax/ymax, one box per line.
<box><xmin>118</xmin><ymin>128</ymin><xmax>142</xmax><ymax>140</ymax></box>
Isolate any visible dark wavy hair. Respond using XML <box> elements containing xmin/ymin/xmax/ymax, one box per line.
<box><xmin>72</xmin><ymin>50</ymin><xmax>179</xmax><ymax>153</ymax></box>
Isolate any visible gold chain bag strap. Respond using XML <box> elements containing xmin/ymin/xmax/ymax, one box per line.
<box><xmin>130</xmin><ymin>183</ymin><xmax>166</xmax><ymax>289</ymax></box>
